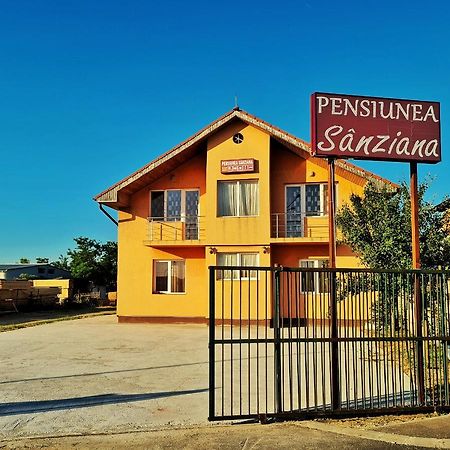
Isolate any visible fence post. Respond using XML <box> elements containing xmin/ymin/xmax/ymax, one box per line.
<box><xmin>208</xmin><ymin>266</ymin><xmax>216</xmax><ymax>420</ymax></box>
<box><xmin>330</xmin><ymin>270</ymin><xmax>340</xmax><ymax>410</ymax></box>
<box><xmin>414</xmin><ymin>272</ymin><xmax>425</xmax><ymax>405</ymax></box>
<box><xmin>273</xmin><ymin>267</ymin><xmax>283</xmax><ymax>414</ymax></box>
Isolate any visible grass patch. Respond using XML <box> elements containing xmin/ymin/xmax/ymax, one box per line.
<box><xmin>0</xmin><ymin>307</ymin><xmax>116</xmax><ymax>332</ymax></box>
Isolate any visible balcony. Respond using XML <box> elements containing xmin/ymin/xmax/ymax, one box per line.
<box><xmin>271</xmin><ymin>212</ymin><xmax>329</xmax><ymax>242</ymax></box>
<box><xmin>146</xmin><ymin>216</ymin><xmax>205</xmax><ymax>245</ymax></box>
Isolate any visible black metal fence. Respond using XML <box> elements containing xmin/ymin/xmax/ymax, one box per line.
<box><xmin>208</xmin><ymin>266</ymin><xmax>450</xmax><ymax>421</ymax></box>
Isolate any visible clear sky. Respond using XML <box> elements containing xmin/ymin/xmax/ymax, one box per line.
<box><xmin>1</xmin><ymin>0</ymin><xmax>449</xmax><ymax>263</ymax></box>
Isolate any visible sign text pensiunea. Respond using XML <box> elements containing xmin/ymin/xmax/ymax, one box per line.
<box><xmin>311</xmin><ymin>93</ymin><xmax>441</xmax><ymax>163</ymax></box>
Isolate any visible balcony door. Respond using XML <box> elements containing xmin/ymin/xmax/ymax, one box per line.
<box><xmin>286</xmin><ymin>186</ymin><xmax>302</xmax><ymax>237</ymax></box>
<box><xmin>185</xmin><ymin>190</ymin><xmax>199</xmax><ymax>240</ymax></box>
<box><xmin>150</xmin><ymin>189</ymin><xmax>200</xmax><ymax>240</ymax></box>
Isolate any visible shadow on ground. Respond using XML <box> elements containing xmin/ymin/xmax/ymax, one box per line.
<box><xmin>0</xmin><ymin>388</ymin><xmax>208</xmax><ymax>416</ymax></box>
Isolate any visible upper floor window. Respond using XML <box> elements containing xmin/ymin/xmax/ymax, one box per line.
<box><xmin>218</xmin><ymin>180</ymin><xmax>259</xmax><ymax>217</ymax></box>
<box><xmin>150</xmin><ymin>190</ymin><xmax>199</xmax><ymax>222</ymax></box>
<box><xmin>286</xmin><ymin>184</ymin><xmax>330</xmax><ymax>218</ymax></box>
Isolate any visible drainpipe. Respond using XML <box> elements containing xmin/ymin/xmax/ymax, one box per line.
<box><xmin>99</xmin><ymin>204</ymin><xmax>118</xmax><ymax>226</ymax></box>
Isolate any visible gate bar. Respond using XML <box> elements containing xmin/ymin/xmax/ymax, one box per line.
<box><xmin>208</xmin><ymin>266</ymin><xmax>215</xmax><ymax>420</ymax></box>
<box><xmin>273</xmin><ymin>268</ymin><xmax>283</xmax><ymax>414</ymax></box>
<box><xmin>328</xmin><ymin>157</ymin><xmax>340</xmax><ymax>410</ymax></box>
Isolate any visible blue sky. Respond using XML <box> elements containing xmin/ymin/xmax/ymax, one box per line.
<box><xmin>1</xmin><ymin>0</ymin><xmax>449</xmax><ymax>262</ymax></box>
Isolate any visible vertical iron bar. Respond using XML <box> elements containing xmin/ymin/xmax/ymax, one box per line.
<box><xmin>208</xmin><ymin>266</ymin><xmax>216</xmax><ymax>420</ymax></box>
<box><xmin>256</xmin><ymin>268</ymin><xmax>260</xmax><ymax>415</ymax></box>
<box><xmin>248</xmin><ymin>267</ymin><xmax>251</xmax><ymax>415</ymax></box>
<box><xmin>221</xmin><ymin>270</ymin><xmax>225</xmax><ymax>417</ymax></box>
<box><xmin>287</xmin><ymin>272</ymin><xmax>293</xmax><ymax>412</ymax></box>
<box><xmin>415</xmin><ymin>271</ymin><xmax>425</xmax><ymax>405</ymax></box>
<box><xmin>239</xmin><ymin>271</ymin><xmax>242</xmax><ymax>416</ymax></box>
<box><xmin>265</xmin><ymin>269</ymin><xmax>268</xmax><ymax>414</ymax></box>
<box><xmin>230</xmin><ymin>270</ymin><xmax>234</xmax><ymax>416</ymax></box>
<box><xmin>274</xmin><ymin>268</ymin><xmax>283</xmax><ymax>414</ymax></box>
<box><xmin>330</xmin><ymin>268</ymin><xmax>340</xmax><ymax>410</ymax></box>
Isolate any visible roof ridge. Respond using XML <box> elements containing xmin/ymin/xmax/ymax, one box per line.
<box><xmin>94</xmin><ymin>109</ymin><xmax>396</xmax><ymax>204</ymax></box>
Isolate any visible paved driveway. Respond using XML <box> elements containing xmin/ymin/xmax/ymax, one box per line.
<box><xmin>0</xmin><ymin>316</ymin><xmax>210</xmax><ymax>439</ymax></box>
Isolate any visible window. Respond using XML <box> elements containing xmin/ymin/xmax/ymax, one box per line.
<box><xmin>153</xmin><ymin>260</ymin><xmax>185</xmax><ymax>293</ymax></box>
<box><xmin>286</xmin><ymin>184</ymin><xmax>329</xmax><ymax>218</ymax></box>
<box><xmin>48</xmin><ymin>268</ymin><xmax>55</xmax><ymax>275</ymax></box>
<box><xmin>299</xmin><ymin>259</ymin><xmax>329</xmax><ymax>293</ymax></box>
<box><xmin>150</xmin><ymin>190</ymin><xmax>199</xmax><ymax>222</ymax></box>
<box><xmin>217</xmin><ymin>253</ymin><xmax>259</xmax><ymax>280</ymax></box>
<box><xmin>218</xmin><ymin>180</ymin><xmax>259</xmax><ymax>217</ymax></box>
<box><xmin>38</xmin><ymin>267</ymin><xmax>46</xmax><ymax>274</ymax></box>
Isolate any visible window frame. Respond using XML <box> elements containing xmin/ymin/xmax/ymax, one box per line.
<box><xmin>216</xmin><ymin>252</ymin><xmax>260</xmax><ymax>280</ymax></box>
<box><xmin>299</xmin><ymin>259</ymin><xmax>329</xmax><ymax>294</ymax></box>
<box><xmin>153</xmin><ymin>259</ymin><xmax>186</xmax><ymax>294</ymax></box>
<box><xmin>285</xmin><ymin>183</ymin><xmax>331</xmax><ymax>218</ymax></box>
<box><xmin>150</xmin><ymin>189</ymin><xmax>200</xmax><ymax>222</ymax></box>
<box><xmin>217</xmin><ymin>179</ymin><xmax>259</xmax><ymax>217</ymax></box>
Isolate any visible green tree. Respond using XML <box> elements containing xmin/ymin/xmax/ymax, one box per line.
<box><xmin>51</xmin><ymin>255</ymin><xmax>70</xmax><ymax>271</ymax></box>
<box><xmin>336</xmin><ymin>180</ymin><xmax>450</xmax><ymax>330</ymax></box>
<box><xmin>19</xmin><ymin>258</ymin><xmax>30</xmax><ymax>264</ymax></box>
<box><xmin>36</xmin><ymin>257</ymin><xmax>49</xmax><ymax>263</ymax></box>
<box><xmin>336</xmin><ymin>180</ymin><xmax>450</xmax><ymax>270</ymax></box>
<box><xmin>64</xmin><ymin>237</ymin><xmax>117</xmax><ymax>289</ymax></box>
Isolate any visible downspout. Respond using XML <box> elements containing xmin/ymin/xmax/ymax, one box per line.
<box><xmin>99</xmin><ymin>204</ymin><xmax>118</xmax><ymax>226</ymax></box>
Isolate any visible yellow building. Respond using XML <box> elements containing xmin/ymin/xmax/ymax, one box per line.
<box><xmin>95</xmin><ymin>108</ymin><xmax>395</xmax><ymax>323</ymax></box>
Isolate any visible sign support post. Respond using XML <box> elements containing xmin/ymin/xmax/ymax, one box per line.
<box><xmin>410</xmin><ymin>162</ymin><xmax>425</xmax><ymax>405</ymax></box>
<box><xmin>328</xmin><ymin>157</ymin><xmax>340</xmax><ymax>410</ymax></box>
<box><xmin>328</xmin><ymin>157</ymin><xmax>337</xmax><ymax>268</ymax></box>
<box><xmin>311</xmin><ymin>92</ymin><xmax>440</xmax><ymax>410</ymax></box>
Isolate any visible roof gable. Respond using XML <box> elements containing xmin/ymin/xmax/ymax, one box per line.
<box><xmin>94</xmin><ymin>108</ymin><xmax>396</xmax><ymax>208</ymax></box>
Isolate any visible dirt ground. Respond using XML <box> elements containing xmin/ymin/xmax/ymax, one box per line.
<box><xmin>1</xmin><ymin>422</ymin><xmax>431</xmax><ymax>450</ymax></box>
<box><xmin>0</xmin><ymin>315</ymin><xmax>211</xmax><ymax>440</ymax></box>
<box><xmin>1</xmin><ymin>315</ymin><xmax>449</xmax><ymax>449</ymax></box>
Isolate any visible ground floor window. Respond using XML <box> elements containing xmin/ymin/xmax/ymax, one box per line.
<box><xmin>217</xmin><ymin>252</ymin><xmax>259</xmax><ymax>280</ymax></box>
<box><xmin>299</xmin><ymin>259</ymin><xmax>329</xmax><ymax>293</ymax></box>
<box><xmin>153</xmin><ymin>260</ymin><xmax>185</xmax><ymax>293</ymax></box>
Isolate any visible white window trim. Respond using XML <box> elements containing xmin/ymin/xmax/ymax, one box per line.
<box><xmin>153</xmin><ymin>260</ymin><xmax>186</xmax><ymax>294</ymax></box>
<box><xmin>150</xmin><ymin>189</ymin><xmax>200</xmax><ymax>221</ymax></box>
<box><xmin>217</xmin><ymin>252</ymin><xmax>260</xmax><ymax>280</ymax></box>
<box><xmin>217</xmin><ymin>179</ymin><xmax>259</xmax><ymax>217</ymax></box>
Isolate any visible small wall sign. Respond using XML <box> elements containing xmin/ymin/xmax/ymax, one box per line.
<box><xmin>221</xmin><ymin>159</ymin><xmax>256</xmax><ymax>173</ymax></box>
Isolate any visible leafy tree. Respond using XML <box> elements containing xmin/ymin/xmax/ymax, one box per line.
<box><xmin>55</xmin><ymin>237</ymin><xmax>117</xmax><ymax>289</ymax></box>
<box><xmin>337</xmin><ymin>180</ymin><xmax>450</xmax><ymax>331</ymax></box>
<box><xmin>51</xmin><ymin>255</ymin><xmax>71</xmax><ymax>271</ymax></box>
<box><xmin>19</xmin><ymin>258</ymin><xmax>30</xmax><ymax>264</ymax></box>
<box><xmin>36</xmin><ymin>257</ymin><xmax>49</xmax><ymax>263</ymax></box>
<box><xmin>336</xmin><ymin>180</ymin><xmax>450</xmax><ymax>270</ymax></box>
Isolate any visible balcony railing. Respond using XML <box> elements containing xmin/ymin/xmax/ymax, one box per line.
<box><xmin>271</xmin><ymin>211</ymin><xmax>329</xmax><ymax>239</ymax></box>
<box><xmin>148</xmin><ymin>216</ymin><xmax>205</xmax><ymax>242</ymax></box>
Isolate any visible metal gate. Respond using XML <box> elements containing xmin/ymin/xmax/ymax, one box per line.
<box><xmin>208</xmin><ymin>266</ymin><xmax>450</xmax><ymax>421</ymax></box>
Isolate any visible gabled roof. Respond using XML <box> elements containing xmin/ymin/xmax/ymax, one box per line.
<box><xmin>94</xmin><ymin>108</ymin><xmax>397</xmax><ymax>209</ymax></box>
